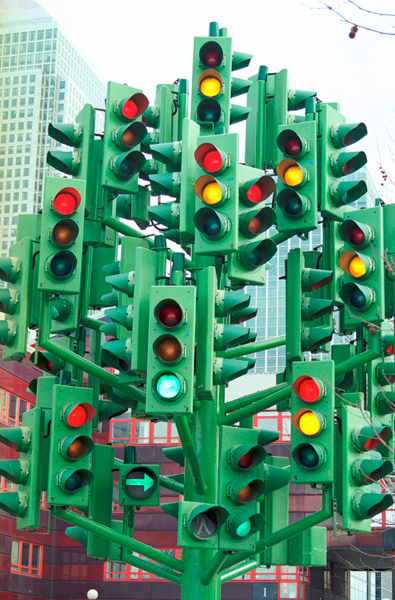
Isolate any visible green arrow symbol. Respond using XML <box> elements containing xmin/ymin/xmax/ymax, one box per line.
<box><xmin>126</xmin><ymin>473</ymin><xmax>154</xmax><ymax>492</ymax></box>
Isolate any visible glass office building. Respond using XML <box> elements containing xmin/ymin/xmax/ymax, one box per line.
<box><xmin>0</xmin><ymin>0</ymin><xmax>105</xmax><ymax>255</ymax></box>
<box><xmin>247</xmin><ymin>166</ymin><xmax>379</xmax><ymax>373</ymax></box>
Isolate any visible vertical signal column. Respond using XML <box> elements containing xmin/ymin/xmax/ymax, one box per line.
<box><xmin>275</xmin><ymin>121</ymin><xmax>318</xmax><ymax>235</ymax></box>
<box><xmin>291</xmin><ymin>361</ymin><xmax>335</xmax><ymax>484</ymax></box>
<box><xmin>191</xmin><ymin>22</ymin><xmax>252</xmax><ymax>134</ymax></box>
<box><xmin>38</xmin><ymin>179</ymin><xmax>86</xmax><ymax>294</ymax></box>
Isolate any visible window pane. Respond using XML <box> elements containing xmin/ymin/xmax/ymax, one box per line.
<box><xmin>11</xmin><ymin>540</ymin><xmax>19</xmax><ymax>564</ymax></box>
<box><xmin>112</xmin><ymin>421</ymin><xmax>131</xmax><ymax>440</ymax></box>
<box><xmin>135</xmin><ymin>421</ymin><xmax>149</xmax><ymax>443</ymax></box>
<box><xmin>280</xmin><ymin>582</ymin><xmax>297</xmax><ymax>598</ymax></box>
<box><xmin>9</xmin><ymin>394</ymin><xmax>17</xmax><ymax>420</ymax></box>
<box><xmin>153</xmin><ymin>421</ymin><xmax>167</xmax><ymax>444</ymax></box>
<box><xmin>31</xmin><ymin>545</ymin><xmax>40</xmax><ymax>569</ymax></box>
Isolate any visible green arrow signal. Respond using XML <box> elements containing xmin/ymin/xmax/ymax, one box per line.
<box><xmin>126</xmin><ymin>473</ymin><xmax>154</xmax><ymax>492</ymax></box>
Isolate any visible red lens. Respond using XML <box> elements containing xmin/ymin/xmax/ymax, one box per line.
<box><xmin>202</xmin><ymin>50</ymin><xmax>222</xmax><ymax>68</ymax></box>
<box><xmin>122</xmin><ymin>99</ymin><xmax>138</xmax><ymax>120</ymax></box>
<box><xmin>67</xmin><ymin>405</ymin><xmax>87</xmax><ymax>428</ymax></box>
<box><xmin>53</xmin><ymin>188</ymin><xmax>80</xmax><ymax>216</ymax></box>
<box><xmin>238</xmin><ymin>452</ymin><xmax>253</xmax><ymax>470</ymax></box>
<box><xmin>45</xmin><ymin>360</ymin><xmax>54</xmax><ymax>372</ymax></box>
<box><xmin>246</xmin><ymin>183</ymin><xmax>262</xmax><ymax>204</ymax></box>
<box><xmin>349</xmin><ymin>226</ymin><xmax>365</xmax><ymax>246</ymax></box>
<box><xmin>284</xmin><ymin>138</ymin><xmax>302</xmax><ymax>157</ymax></box>
<box><xmin>298</xmin><ymin>378</ymin><xmax>321</xmax><ymax>402</ymax></box>
<box><xmin>158</xmin><ymin>303</ymin><xmax>183</xmax><ymax>328</ymax></box>
<box><xmin>387</xmin><ymin>344</ymin><xmax>394</xmax><ymax>356</ymax></box>
<box><xmin>203</xmin><ymin>150</ymin><xmax>223</xmax><ymax>172</ymax></box>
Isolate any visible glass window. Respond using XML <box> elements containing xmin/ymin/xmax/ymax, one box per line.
<box><xmin>10</xmin><ymin>540</ymin><xmax>42</xmax><ymax>577</ymax></box>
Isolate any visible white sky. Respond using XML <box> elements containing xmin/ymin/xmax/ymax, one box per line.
<box><xmin>36</xmin><ymin>0</ymin><xmax>395</xmax><ymax>197</ymax></box>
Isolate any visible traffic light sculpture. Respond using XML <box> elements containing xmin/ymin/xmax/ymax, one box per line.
<box><xmin>47</xmin><ymin>385</ymin><xmax>95</xmax><ymax>508</ymax></box>
<box><xmin>275</xmin><ymin>120</ymin><xmax>318</xmax><ymax>235</ymax></box>
<box><xmin>337</xmin><ymin>206</ymin><xmax>385</xmax><ymax>332</ymax></box>
<box><xmin>317</xmin><ymin>102</ymin><xmax>367</xmax><ymax>220</ymax></box>
<box><xmin>291</xmin><ymin>360</ymin><xmax>335</xmax><ymax>484</ymax></box>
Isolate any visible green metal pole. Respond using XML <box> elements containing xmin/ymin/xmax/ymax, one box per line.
<box><xmin>159</xmin><ymin>475</ymin><xmax>184</xmax><ymax>496</ymax></box>
<box><xmin>224</xmin><ymin>334</ymin><xmax>286</xmax><ymax>359</ymax></box>
<box><xmin>224</xmin><ymin>382</ymin><xmax>289</xmax><ymax>414</ymax></box>
<box><xmin>52</xmin><ymin>507</ymin><xmax>185</xmax><ymax>573</ymax></box>
<box><xmin>220</xmin><ymin>559</ymin><xmax>259</xmax><ymax>583</ymax></box>
<box><xmin>80</xmin><ymin>316</ymin><xmax>103</xmax><ymax>331</ymax></box>
<box><xmin>200</xmin><ymin>550</ymin><xmax>229</xmax><ymax>585</ymax></box>
<box><xmin>334</xmin><ymin>349</ymin><xmax>379</xmax><ymax>377</ymax></box>
<box><xmin>41</xmin><ymin>339</ymin><xmax>145</xmax><ymax>405</ymax></box>
<box><xmin>219</xmin><ymin>385</ymin><xmax>292</xmax><ymax>426</ymax></box>
<box><xmin>174</xmin><ymin>416</ymin><xmax>207</xmax><ymax>495</ymax></box>
<box><xmin>122</xmin><ymin>552</ymin><xmax>182</xmax><ymax>584</ymax></box>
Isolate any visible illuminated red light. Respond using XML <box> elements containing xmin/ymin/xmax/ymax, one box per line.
<box><xmin>45</xmin><ymin>360</ymin><xmax>54</xmax><ymax>372</ymax></box>
<box><xmin>238</xmin><ymin>452</ymin><xmax>253</xmax><ymax>470</ymax></box>
<box><xmin>122</xmin><ymin>99</ymin><xmax>138</xmax><ymax>120</ymax></box>
<box><xmin>203</xmin><ymin>149</ymin><xmax>223</xmax><ymax>172</ymax></box>
<box><xmin>67</xmin><ymin>405</ymin><xmax>88</xmax><ymax>428</ymax></box>
<box><xmin>158</xmin><ymin>303</ymin><xmax>183</xmax><ymax>328</ymax></box>
<box><xmin>246</xmin><ymin>183</ymin><xmax>262</xmax><ymax>204</ymax></box>
<box><xmin>53</xmin><ymin>188</ymin><xmax>80</xmax><ymax>216</ymax></box>
<box><xmin>298</xmin><ymin>378</ymin><xmax>321</xmax><ymax>403</ymax></box>
<box><xmin>284</xmin><ymin>138</ymin><xmax>302</xmax><ymax>157</ymax></box>
<box><xmin>349</xmin><ymin>226</ymin><xmax>365</xmax><ymax>246</ymax></box>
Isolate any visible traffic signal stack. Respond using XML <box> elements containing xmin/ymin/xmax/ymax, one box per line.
<box><xmin>0</xmin><ymin>19</ymin><xmax>394</xmax><ymax>600</ymax></box>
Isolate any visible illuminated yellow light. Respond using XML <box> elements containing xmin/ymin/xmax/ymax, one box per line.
<box><xmin>349</xmin><ymin>256</ymin><xmax>366</xmax><ymax>278</ymax></box>
<box><xmin>299</xmin><ymin>411</ymin><xmax>321</xmax><ymax>436</ymax></box>
<box><xmin>284</xmin><ymin>165</ymin><xmax>303</xmax><ymax>187</ymax></box>
<box><xmin>202</xmin><ymin>182</ymin><xmax>223</xmax><ymax>205</ymax></box>
<box><xmin>200</xmin><ymin>77</ymin><xmax>221</xmax><ymax>97</ymax></box>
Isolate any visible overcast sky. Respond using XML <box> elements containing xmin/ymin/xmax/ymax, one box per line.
<box><xmin>36</xmin><ymin>0</ymin><xmax>395</xmax><ymax>198</ymax></box>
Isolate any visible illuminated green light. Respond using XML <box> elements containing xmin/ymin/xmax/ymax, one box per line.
<box><xmin>236</xmin><ymin>519</ymin><xmax>252</xmax><ymax>538</ymax></box>
<box><xmin>156</xmin><ymin>374</ymin><xmax>181</xmax><ymax>399</ymax></box>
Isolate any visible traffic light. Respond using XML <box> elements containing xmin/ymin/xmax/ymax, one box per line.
<box><xmin>193</xmin><ymin>132</ymin><xmax>240</xmax><ymax>255</ymax></box>
<box><xmin>228</xmin><ymin>165</ymin><xmax>277</xmax><ymax>285</ymax></box>
<box><xmin>119</xmin><ymin>463</ymin><xmax>160</xmax><ymax>507</ymax></box>
<box><xmin>148</xmin><ymin>118</ymin><xmax>200</xmax><ymax>245</ymax></box>
<box><xmin>0</xmin><ymin>238</ymin><xmax>34</xmax><ymax>361</ymax></box>
<box><xmin>101</xmin><ymin>81</ymin><xmax>148</xmax><ymax>194</ymax></box>
<box><xmin>286</xmin><ymin>248</ymin><xmax>334</xmax><ymax>364</ymax></box>
<box><xmin>191</xmin><ymin>22</ymin><xmax>252</xmax><ymax>134</ymax></box>
<box><xmin>38</xmin><ymin>177</ymin><xmax>86</xmax><ymax>294</ymax></box>
<box><xmin>218</xmin><ymin>426</ymin><xmax>288</xmax><ymax>550</ymax></box>
<box><xmin>337</xmin><ymin>206</ymin><xmax>385</xmax><ymax>332</ymax></box>
<box><xmin>47</xmin><ymin>385</ymin><xmax>95</xmax><ymax>508</ymax></box>
<box><xmin>0</xmin><ymin>407</ymin><xmax>44</xmax><ymax>530</ymax></box>
<box><xmin>275</xmin><ymin>120</ymin><xmax>318</xmax><ymax>234</ymax></box>
<box><xmin>103</xmin><ymin>241</ymin><xmax>157</xmax><ymax>380</ymax></box>
<box><xmin>196</xmin><ymin>266</ymin><xmax>255</xmax><ymax>400</ymax></box>
<box><xmin>317</xmin><ymin>102</ymin><xmax>367</xmax><ymax>220</ymax></box>
<box><xmin>171</xmin><ymin>501</ymin><xmax>229</xmax><ymax>549</ymax></box>
<box><xmin>145</xmin><ymin>283</ymin><xmax>196</xmax><ymax>416</ymax></box>
<box><xmin>338</xmin><ymin>403</ymin><xmax>393</xmax><ymax>532</ymax></box>
<box><xmin>291</xmin><ymin>360</ymin><xmax>335</xmax><ymax>484</ymax></box>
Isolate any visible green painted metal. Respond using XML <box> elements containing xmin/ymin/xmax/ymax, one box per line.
<box><xmin>119</xmin><ymin>463</ymin><xmax>160</xmax><ymax>507</ymax></box>
<box><xmin>86</xmin><ymin>444</ymin><xmax>114</xmax><ymax>559</ymax></box>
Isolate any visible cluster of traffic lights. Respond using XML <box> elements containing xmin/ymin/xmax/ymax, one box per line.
<box><xmin>153</xmin><ymin>300</ymin><xmax>184</xmax><ymax>401</ymax></box>
<box><xmin>292</xmin><ymin>376</ymin><xmax>325</xmax><ymax>471</ymax></box>
<box><xmin>48</xmin><ymin>187</ymin><xmax>81</xmax><ymax>281</ymax></box>
<box><xmin>197</xmin><ymin>41</ymin><xmax>223</xmax><ymax>125</ymax></box>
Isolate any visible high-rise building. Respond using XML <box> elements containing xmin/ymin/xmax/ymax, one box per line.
<box><xmin>247</xmin><ymin>166</ymin><xmax>379</xmax><ymax>373</ymax></box>
<box><xmin>0</xmin><ymin>0</ymin><xmax>105</xmax><ymax>255</ymax></box>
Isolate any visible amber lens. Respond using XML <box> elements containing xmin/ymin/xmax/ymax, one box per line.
<box><xmin>156</xmin><ymin>336</ymin><xmax>182</xmax><ymax>363</ymax></box>
<box><xmin>53</xmin><ymin>220</ymin><xmax>77</xmax><ymax>246</ymax></box>
<box><xmin>237</xmin><ymin>484</ymin><xmax>253</xmax><ymax>503</ymax></box>
<box><xmin>66</xmin><ymin>438</ymin><xmax>85</xmax><ymax>459</ymax></box>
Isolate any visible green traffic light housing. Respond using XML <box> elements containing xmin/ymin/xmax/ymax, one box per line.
<box><xmin>240</xmin><ymin>177</ymin><xmax>276</xmax><ymax>208</ymax></box>
<box><xmin>330</xmin><ymin>122</ymin><xmax>367</xmax><ymax>149</ymax></box>
<box><xmin>110</xmin><ymin>150</ymin><xmax>146</xmax><ymax>181</ymax></box>
<box><xmin>0</xmin><ymin>491</ymin><xmax>27</xmax><ymax>517</ymax></box>
<box><xmin>338</xmin><ymin>220</ymin><xmax>372</xmax><ymax>250</ymax></box>
<box><xmin>46</xmin><ymin>150</ymin><xmax>81</xmax><ymax>176</ymax></box>
<box><xmin>226</xmin><ymin>511</ymin><xmax>264</xmax><ymax>540</ymax></box>
<box><xmin>330</xmin><ymin>150</ymin><xmax>367</xmax><ymax>178</ymax></box>
<box><xmin>112</xmin><ymin>121</ymin><xmax>147</xmax><ymax>151</ymax></box>
<box><xmin>330</xmin><ymin>180</ymin><xmax>368</xmax><ymax>207</ymax></box>
<box><xmin>352</xmin><ymin>489</ymin><xmax>394</xmax><ymax>521</ymax></box>
<box><xmin>351</xmin><ymin>422</ymin><xmax>393</xmax><ymax>453</ymax></box>
<box><xmin>375</xmin><ymin>390</ymin><xmax>395</xmax><ymax>415</ymax></box>
<box><xmin>30</xmin><ymin>350</ymin><xmax>65</xmax><ymax>375</ymax></box>
<box><xmin>276</xmin><ymin>129</ymin><xmax>309</xmax><ymax>160</ymax></box>
<box><xmin>0</xmin><ymin>256</ymin><xmax>20</xmax><ymax>283</ymax></box>
<box><xmin>338</xmin><ymin>282</ymin><xmax>374</xmax><ymax>311</ymax></box>
<box><xmin>277</xmin><ymin>189</ymin><xmax>309</xmax><ymax>220</ymax></box>
<box><xmin>228</xmin><ymin>443</ymin><xmax>266</xmax><ymax>471</ymax></box>
<box><xmin>292</xmin><ymin>442</ymin><xmax>325</xmax><ymax>472</ymax></box>
<box><xmin>237</xmin><ymin>239</ymin><xmax>277</xmax><ymax>270</ymax></box>
<box><xmin>56</xmin><ymin>467</ymin><xmax>94</xmax><ymax>494</ymax></box>
<box><xmin>194</xmin><ymin>207</ymin><xmax>229</xmax><ymax>241</ymax></box>
<box><xmin>238</xmin><ymin>207</ymin><xmax>276</xmax><ymax>239</ymax></box>
<box><xmin>51</xmin><ymin>297</ymin><xmax>72</xmax><ymax>323</ymax></box>
<box><xmin>185</xmin><ymin>504</ymin><xmax>229</xmax><ymax>542</ymax></box>
<box><xmin>351</xmin><ymin>454</ymin><xmax>393</xmax><ymax>486</ymax></box>
<box><xmin>48</xmin><ymin>122</ymin><xmax>83</xmax><ymax>147</ymax></box>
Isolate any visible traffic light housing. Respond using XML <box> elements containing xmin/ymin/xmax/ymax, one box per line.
<box><xmin>337</xmin><ymin>403</ymin><xmax>393</xmax><ymax>532</ymax></box>
<box><xmin>218</xmin><ymin>426</ymin><xmax>287</xmax><ymax>551</ymax></box>
<box><xmin>175</xmin><ymin>501</ymin><xmax>229</xmax><ymax>549</ymax></box>
<box><xmin>337</xmin><ymin>206</ymin><xmax>385</xmax><ymax>332</ymax></box>
<box><xmin>228</xmin><ymin>165</ymin><xmax>277</xmax><ymax>286</ymax></box>
<box><xmin>119</xmin><ymin>463</ymin><xmax>160</xmax><ymax>507</ymax></box>
<box><xmin>47</xmin><ymin>386</ymin><xmax>95</xmax><ymax>508</ymax></box>
<box><xmin>38</xmin><ymin>178</ymin><xmax>86</xmax><ymax>294</ymax></box>
<box><xmin>286</xmin><ymin>248</ymin><xmax>334</xmax><ymax>364</ymax></box>
<box><xmin>317</xmin><ymin>102</ymin><xmax>367</xmax><ymax>220</ymax></box>
<box><xmin>145</xmin><ymin>284</ymin><xmax>196</xmax><ymax>416</ymax></box>
<box><xmin>0</xmin><ymin>238</ymin><xmax>35</xmax><ymax>361</ymax></box>
<box><xmin>193</xmin><ymin>132</ymin><xmax>240</xmax><ymax>255</ymax></box>
<box><xmin>101</xmin><ymin>81</ymin><xmax>148</xmax><ymax>194</ymax></box>
<box><xmin>275</xmin><ymin>120</ymin><xmax>318</xmax><ymax>234</ymax></box>
<box><xmin>291</xmin><ymin>360</ymin><xmax>335</xmax><ymax>484</ymax></box>
<box><xmin>191</xmin><ymin>23</ymin><xmax>251</xmax><ymax>134</ymax></box>
<box><xmin>0</xmin><ymin>407</ymin><xmax>45</xmax><ymax>530</ymax></box>
<box><xmin>196</xmin><ymin>267</ymin><xmax>256</xmax><ymax>400</ymax></box>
